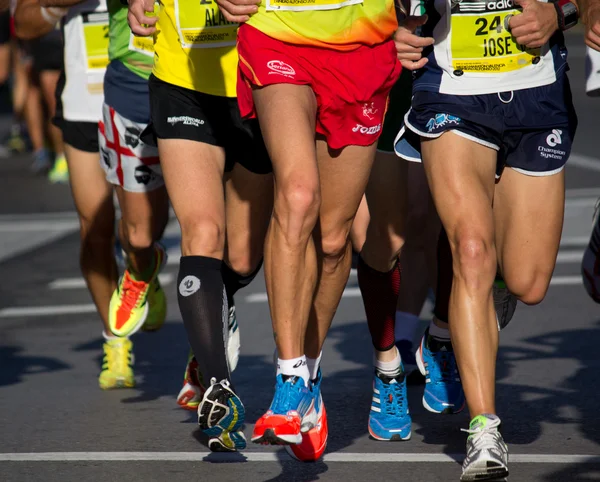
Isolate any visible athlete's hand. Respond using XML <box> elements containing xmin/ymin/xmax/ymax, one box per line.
<box><xmin>215</xmin><ymin>0</ymin><xmax>259</xmax><ymax>23</ymax></box>
<box><xmin>585</xmin><ymin>6</ymin><xmax>600</xmax><ymax>51</ymax></box>
<box><xmin>508</xmin><ymin>0</ymin><xmax>558</xmax><ymax>49</ymax></box>
<box><xmin>128</xmin><ymin>0</ymin><xmax>157</xmax><ymax>36</ymax></box>
<box><xmin>394</xmin><ymin>15</ymin><xmax>434</xmax><ymax>71</ymax></box>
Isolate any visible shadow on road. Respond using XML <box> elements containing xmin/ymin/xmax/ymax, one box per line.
<box><xmin>0</xmin><ymin>345</ymin><xmax>70</xmax><ymax>387</ymax></box>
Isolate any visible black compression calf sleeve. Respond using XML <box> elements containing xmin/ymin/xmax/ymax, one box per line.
<box><xmin>177</xmin><ymin>255</ymin><xmax>230</xmax><ymax>385</ymax></box>
<box><xmin>221</xmin><ymin>258</ymin><xmax>263</xmax><ymax>307</ymax></box>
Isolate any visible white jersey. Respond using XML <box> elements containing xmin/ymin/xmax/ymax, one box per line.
<box><xmin>61</xmin><ymin>0</ymin><xmax>108</xmax><ymax>122</ymax></box>
<box><xmin>413</xmin><ymin>0</ymin><xmax>567</xmax><ymax>95</ymax></box>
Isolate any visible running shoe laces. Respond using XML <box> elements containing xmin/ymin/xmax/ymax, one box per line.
<box><xmin>270</xmin><ymin>376</ymin><xmax>310</xmax><ymax>414</ymax></box>
<box><xmin>377</xmin><ymin>373</ymin><xmax>408</xmax><ymax>416</ymax></box>
<box><xmin>461</xmin><ymin>415</ymin><xmax>503</xmax><ymax>451</ymax></box>
<box><xmin>119</xmin><ymin>273</ymin><xmax>146</xmax><ymax>311</ymax></box>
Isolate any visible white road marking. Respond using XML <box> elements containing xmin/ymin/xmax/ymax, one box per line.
<box><xmin>0</xmin><ymin>304</ymin><xmax>96</xmax><ymax>318</ymax></box>
<box><xmin>0</xmin><ymin>452</ymin><xmax>598</xmax><ymax>464</ymax></box>
<box><xmin>555</xmin><ymin>250</ymin><xmax>584</xmax><ymax>263</ymax></box>
<box><xmin>569</xmin><ymin>154</ymin><xmax>600</xmax><ymax>173</ymax></box>
<box><xmin>49</xmin><ymin>273</ymin><xmax>174</xmax><ymax>290</ymax></box>
<box><xmin>0</xmin><ymin>220</ymin><xmax>79</xmax><ymax>232</ymax></box>
<box><xmin>549</xmin><ymin>275</ymin><xmax>582</xmax><ymax>286</ymax></box>
<box><xmin>560</xmin><ymin>236</ymin><xmax>589</xmax><ymax>247</ymax></box>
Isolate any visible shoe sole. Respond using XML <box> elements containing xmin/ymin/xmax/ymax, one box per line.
<box><xmin>368</xmin><ymin>425</ymin><xmax>411</xmax><ymax>442</ymax></box>
<box><xmin>251</xmin><ymin>428</ymin><xmax>302</xmax><ymax>445</ymax></box>
<box><xmin>416</xmin><ymin>343</ymin><xmax>465</xmax><ymax>415</ymax></box>
<box><xmin>198</xmin><ymin>383</ymin><xmax>245</xmax><ymax>451</ymax></box>
<box><xmin>460</xmin><ymin>465</ymin><xmax>509</xmax><ymax>481</ymax></box>
<box><xmin>285</xmin><ymin>433</ymin><xmax>328</xmax><ymax>461</ymax></box>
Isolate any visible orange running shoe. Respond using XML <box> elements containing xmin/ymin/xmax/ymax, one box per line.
<box><xmin>109</xmin><ymin>244</ymin><xmax>166</xmax><ymax>337</ymax></box>
<box><xmin>286</xmin><ymin>370</ymin><xmax>328</xmax><ymax>461</ymax></box>
<box><xmin>177</xmin><ymin>352</ymin><xmax>205</xmax><ymax>411</ymax></box>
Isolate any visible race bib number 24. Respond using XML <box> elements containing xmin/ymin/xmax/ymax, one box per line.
<box><xmin>450</xmin><ymin>0</ymin><xmax>540</xmax><ymax>74</ymax></box>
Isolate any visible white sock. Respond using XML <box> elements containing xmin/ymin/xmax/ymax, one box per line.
<box><xmin>306</xmin><ymin>351</ymin><xmax>322</xmax><ymax>381</ymax></box>
<box><xmin>428</xmin><ymin>318</ymin><xmax>450</xmax><ymax>341</ymax></box>
<box><xmin>103</xmin><ymin>330</ymin><xmax>119</xmax><ymax>340</ymax></box>
<box><xmin>395</xmin><ymin>311</ymin><xmax>421</xmax><ymax>343</ymax></box>
<box><xmin>277</xmin><ymin>356</ymin><xmax>310</xmax><ymax>386</ymax></box>
<box><xmin>374</xmin><ymin>347</ymin><xmax>402</xmax><ymax>377</ymax></box>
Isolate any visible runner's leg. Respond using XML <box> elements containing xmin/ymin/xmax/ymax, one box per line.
<box><xmin>253</xmin><ymin>83</ymin><xmax>320</xmax><ymax>363</ymax></box>
<box><xmin>65</xmin><ymin>143</ymin><xmax>117</xmax><ymax>334</ymax></box>
<box><xmin>494</xmin><ymin>168</ymin><xmax>564</xmax><ymax>304</ymax></box>
<box><xmin>421</xmin><ymin>132</ymin><xmax>498</xmax><ymax>417</ymax></box>
<box><xmin>305</xmin><ymin>140</ymin><xmax>377</xmax><ymax>359</ymax></box>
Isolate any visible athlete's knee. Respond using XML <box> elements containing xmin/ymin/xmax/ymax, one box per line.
<box><xmin>451</xmin><ymin>229</ymin><xmax>496</xmax><ymax>287</ymax></box>
<box><xmin>226</xmin><ymin>242</ymin><xmax>262</xmax><ymax>276</ymax></box>
<box><xmin>274</xmin><ymin>181</ymin><xmax>321</xmax><ymax>242</ymax></box>
<box><xmin>121</xmin><ymin>219</ymin><xmax>155</xmax><ymax>252</ymax></box>
<box><xmin>505</xmin><ymin>269</ymin><xmax>551</xmax><ymax>305</ymax></box>
<box><xmin>366</xmin><ymin>222</ymin><xmax>405</xmax><ymax>261</ymax></box>
<box><xmin>79</xmin><ymin>212</ymin><xmax>114</xmax><ymax>247</ymax></box>
<box><xmin>318</xmin><ymin>228</ymin><xmax>352</xmax><ymax>273</ymax></box>
<box><xmin>180</xmin><ymin>217</ymin><xmax>225</xmax><ymax>258</ymax></box>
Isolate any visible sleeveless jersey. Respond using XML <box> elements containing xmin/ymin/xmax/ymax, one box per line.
<box><xmin>62</xmin><ymin>0</ymin><xmax>108</xmax><ymax>122</ymax></box>
<box><xmin>107</xmin><ymin>0</ymin><xmax>154</xmax><ymax>80</ymax></box>
<box><xmin>152</xmin><ymin>0</ymin><xmax>238</xmax><ymax>97</ymax></box>
<box><xmin>413</xmin><ymin>0</ymin><xmax>568</xmax><ymax>95</ymax></box>
<box><xmin>246</xmin><ymin>0</ymin><xmax>397</xmax><ymax>50</ymax></box>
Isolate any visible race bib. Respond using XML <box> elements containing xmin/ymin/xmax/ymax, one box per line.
<box><xmin>450</xmin><ymin>0</ymin><xmax>540</xmax><ymax>74</ymax></box>
<box><xmin>81</xmin><ymin>11</ymin><xmax>110</xmax><ymax>70</ymax></box>
<box><xmin>129</xmin><ymin>33</ymin><xmax>155</xmax><ymax>57</ymax></box>
<box><xmin>175</xmin><ymin>0</ymin><xmax>237</xmax><ymax>48</ymax></box>
<box><xmin>265</xmin><ymin>0</ymin><xmax>362</xmax><ymax>12</ymax></box>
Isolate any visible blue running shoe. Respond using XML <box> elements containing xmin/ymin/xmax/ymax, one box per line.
<box><xmin>368</xmin><ymin>368</ymin><xmax>412</xmax><ymax>441</ymax></box>
<box><xmin>416</xmin><ymin>329</ymin><xmax>465</xmax><ymax>414</ymax></box>
<box><xmin>197</xmin><ymin>378</ymin><xmax>246</xmax><ymax>452</ymax></box>
<box><xmin>252</xmin><ymin>374</ymin><xmax>316</xmax><ymax>445</ymax></box>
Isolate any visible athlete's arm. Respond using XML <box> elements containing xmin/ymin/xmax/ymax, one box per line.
<box><xmin>127</xmin><ymin>0</ymin><xmax>156</xmax><ymax>36</ymax></box>
<box><xmin>508</xmin><ymin>0</ymin><xmax>578</xmax><ymax>48</ymax></box>
<box><xmin>14</xmin><ymin>0</ymin><xmax>66</xmax><ymax>39</ymax></box>
<box><xmin>215</xmin><ymin>0</ymin><xmax>259</xmax><ymax>23</ymax></box>
<box><xmin>394</xmin><ymin>15</ymin><xmax>434</xmax><ymax>71</ymax></box>
<box><xmin>582</xmin><ymin>0</ymin><xmax>600</xmax><ymax>50</ymax></box>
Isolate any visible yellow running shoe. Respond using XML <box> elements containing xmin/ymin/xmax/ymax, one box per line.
<box><xmin>48</xmin><ymin>155</ymin><xmax>69</xmax><ymax>184</ymax></box>
<box><xmin>141</xmin><ymin>276</ymin><xmax>167</xmax><ymax>332</ymax></box>
<box><xmin>109</xmin><ymin>244</ymin><xmax>166</xmax><ymax>337</ymax></box>
<box><xmin>99</xmin><ymin>336</ymin><xmax>135</xmax><ymax>389</ymax></box>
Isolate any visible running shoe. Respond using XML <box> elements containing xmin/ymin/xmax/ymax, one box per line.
<box><xmin>252</xmin><ymin>374</ymin><xmax>316</xmax><ymax>445</ymax></box>
<box><xmin>31</xmin><ymin>149</ymin><xmax>52</xmax><ymax>175</ymax></box>
<box><xmin>493</xmin><ymin>279</ymin><xmax>517</xmax><ymax>331</ymax></box>
<box><xmin>416</xmin><ymin>328</ymin><xmax>465</xmax><ymax>414</ymax></box>
<box><xmin>285</xmin><ymin>369</ymin><xmax>328</xmax><ymax>461</ymax></box>
<box><xmin>99</xmin><ymin>336</ymin><xmax>135</xmax><ymax>389</ymax></box>
<box><xmin>461</xmin><ymin>414</ymin><xmax>509</xmax><ymax>481</ymax></box>
<box><xmin>47</xmin><ymin>154</ymin><xmax>69</xmax><ymax>182</ymax></box>
<box><xmin>3</xmin><ymin>123</ymin><xmax>27</xmax><ymax>154</ymax></box>
<box><xmin>198</xmin><ymin>378</ymin><xmax>246</xmax><ymax>452</ymax></box>
<box><xmin>177</xmin><ymin>351</ymin><xmax>205</xmax><ymax>411</ymax></box>
<box><xmin>582</xmin><ymin>197</ymin><xmax>600</xmax><ymax>302</ymax></box>
<box><xmin>396</xmin><ymin>339</ymin><xmax>418</xmax><ymax>375</ymax></box>
<box><xmin>141</xmin><ymin>276</ymin><xmax>167</xmax><ymax>332</ymax></box>
<box><xmin>109</xmin><ymin>243</ymin><xmax>166</xmax><ymax>337</ymax></box>
<box><xmin>368</xmin><ymin>367</ymin><xmax>412</xmax><ymax>441</ymax></box>
<box><xmin>227</xmin><ymin>303</ymin><xmax>240</xmax><ymax>372</ymax></box>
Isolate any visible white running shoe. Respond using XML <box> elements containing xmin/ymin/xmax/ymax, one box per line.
<box><xmin>227</xmin><ymin>305</ymin><xmax>240</xmax><ymax>372</ymax></box>
<box><xmin>461</xmin><ymin>414</ymin><xmax>509</xmax><ymax>481</ymax></box>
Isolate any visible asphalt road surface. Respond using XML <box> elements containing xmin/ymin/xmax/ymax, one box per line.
<box><xmin>1</xmin><ymin>29</ymin><xmax>600</xmax><ymax>482</ymax></box>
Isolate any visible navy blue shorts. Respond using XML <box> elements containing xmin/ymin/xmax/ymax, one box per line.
<box><xmin>395</xmin><ymin>75</ymin><xmax>577</xmax><ymax>177</ymax></box>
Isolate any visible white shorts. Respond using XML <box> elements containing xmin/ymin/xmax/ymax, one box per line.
<box><xmin>99</xmin><ymin>103</ymin><xmax>163</xmax><ymax>193</ymax></box>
